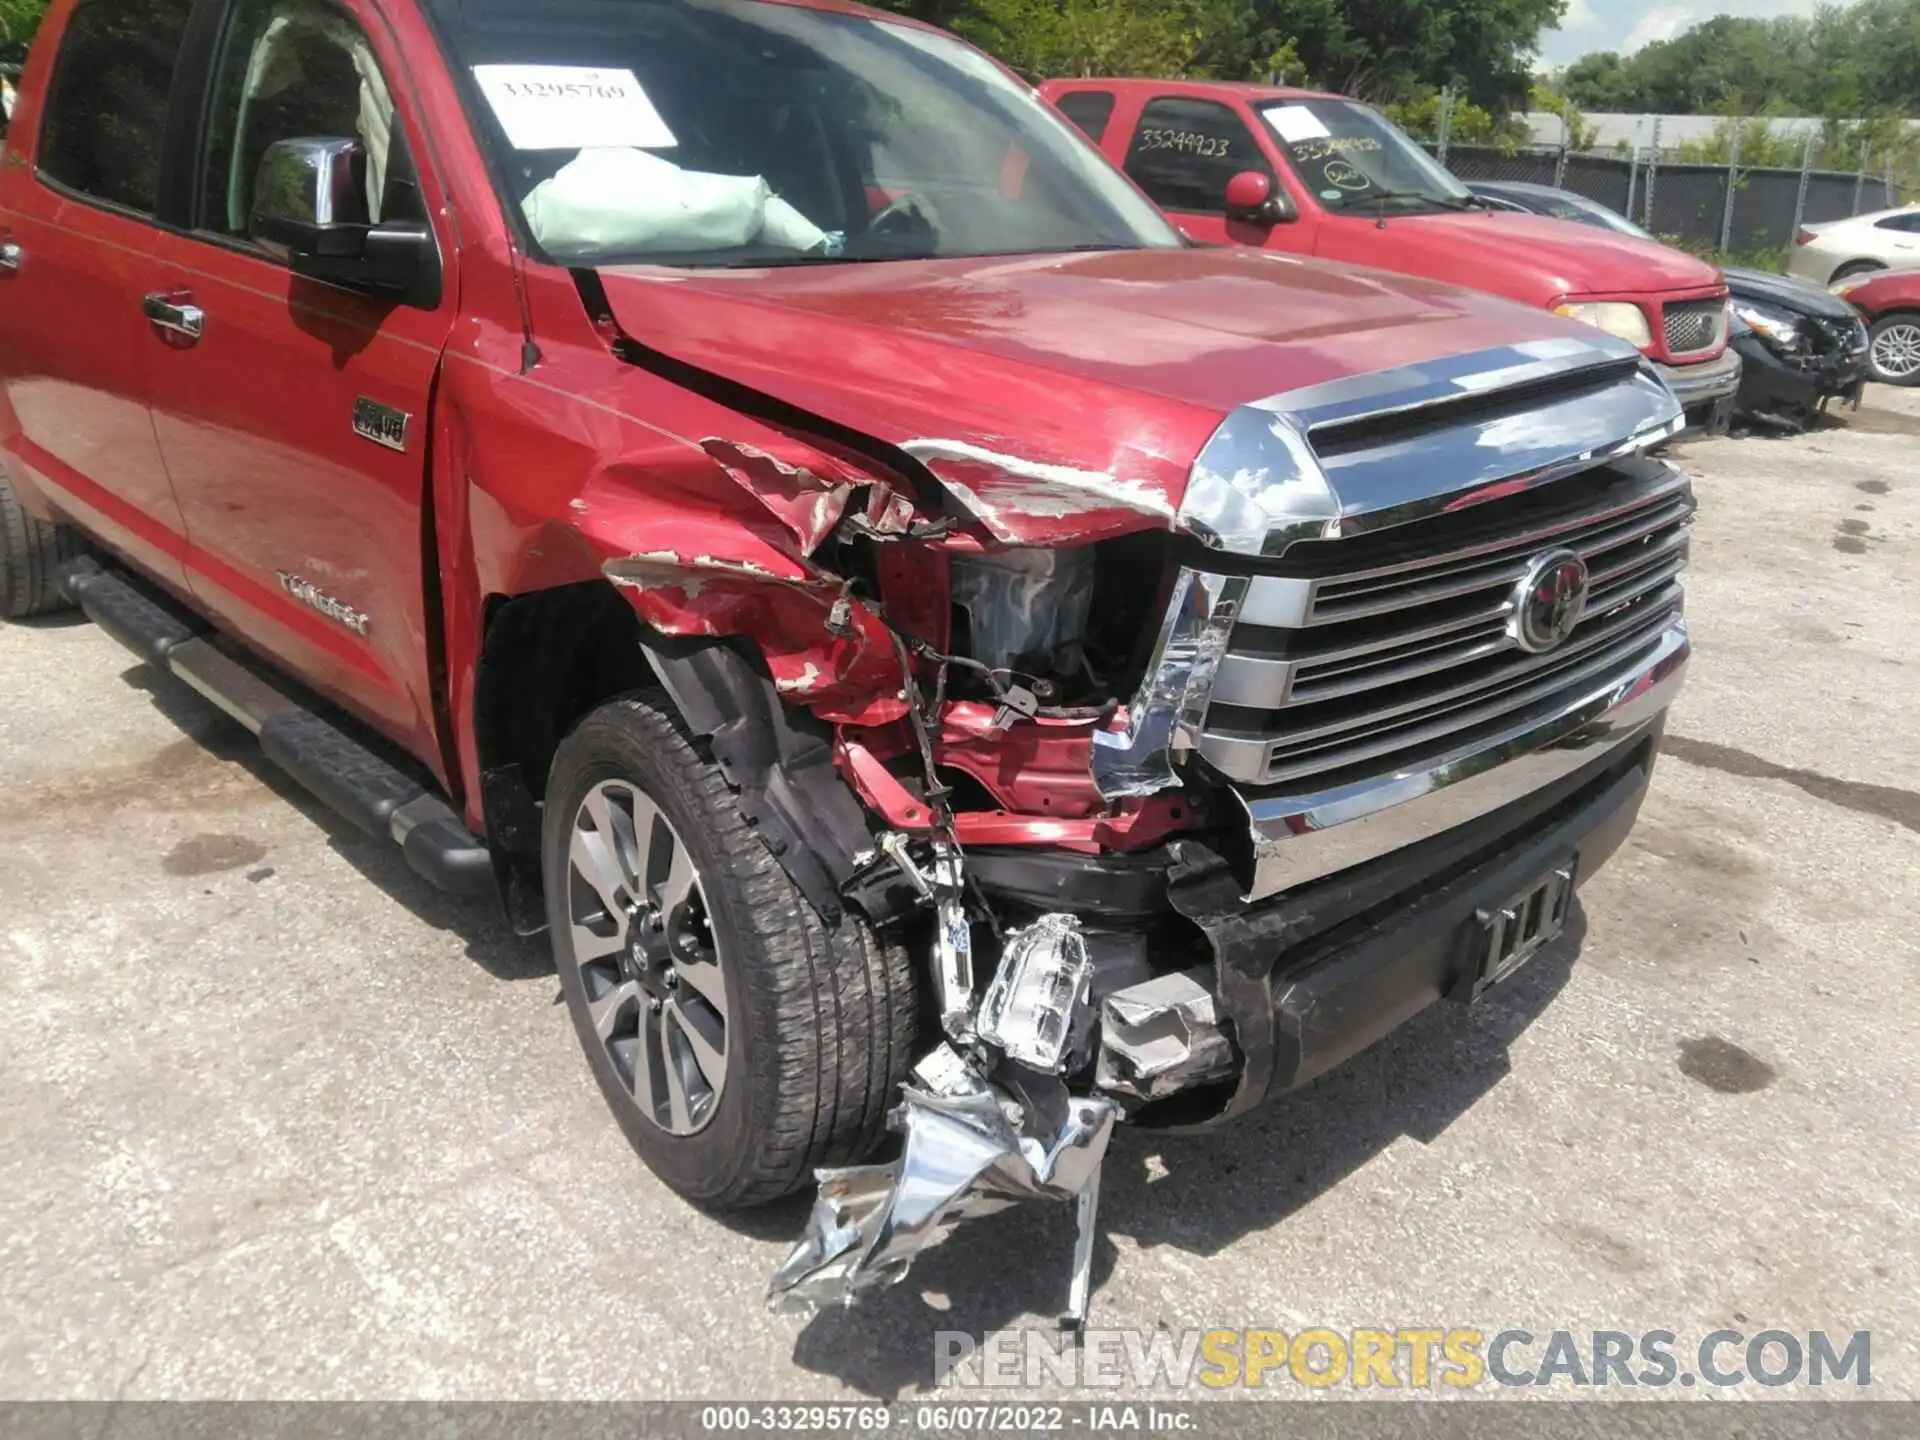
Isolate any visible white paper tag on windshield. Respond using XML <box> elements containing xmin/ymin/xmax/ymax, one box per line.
<box><xmin>473</xmin><ymin>66</ymin><xmax>676</xmax><ymax>151</ymax></box>
<box><xmin>1265</xmin><ymin>105</ymin><xmax>1331</xmax><ymax>143</ymax></box>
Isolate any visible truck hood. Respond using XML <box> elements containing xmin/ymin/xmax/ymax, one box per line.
<box><xmin>1397</xmin><ymin>209</ymin><xmax>1724</xmax><ymax>300</ymax></box>
<box><xmin>1725</xmin><ymin>266</ymin><xmax>1860</xmax><ymax>320</ymax></box>
<box><xmin>597</xmin><ymin>245</ymin><xmax>1635</xmax><ymax>544</ymax></box>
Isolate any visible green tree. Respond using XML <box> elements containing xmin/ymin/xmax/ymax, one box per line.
<box><xmin>884</xmin><ymin>0</ymin><xmax>1567</xmax><ymax>108</ymax></box>
<box><xmin>1674</xmin><ymin>117</ymin><xmax>1809</xmax><ymax>168</ymax></box>
<box><xmin>1231</xmin><ymin>0</ymin><xmax>1566</xmax><ymax>109</ymax></box>
<box><xmin>1557</xmin><ymin>0</ymin><xmax>1920</xmax><ymax>117</ymax></box>
<box><xmin>1384</xmin><ymin>91</ymin><xmax>1528</xmax><ymax>150</ymax></box>
<box><xmin>1557</xmin><ymin>51</ymin><xmax>1635</xmax><ymax>111</ymax></box>
<box><xmin>0</xmin><ymin>0</ymin><xmax>49</xmax><ymax>58</ymax></box>
<box><xmin>1529</xmin><ymin>81</ymin><xmax>1597</xmax><ymax>147</ymax></box>
<box><xmin>957</xmin><ymin>0</ymin><xmax>1197</xmax><ymax>79</ymax></box>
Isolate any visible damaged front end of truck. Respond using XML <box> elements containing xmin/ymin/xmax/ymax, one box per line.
<box><xmin>593</xmin><ymin>308</ymin><xmax>1694</xmax><ymax>1326</ymax></box>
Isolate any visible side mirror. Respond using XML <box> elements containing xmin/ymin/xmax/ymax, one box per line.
<box><xmin>1224</xmin><ymin>169</ymin><xmax>1296</xmax><ymax>226</ymax></box>
<box><xmin>250</xmin><ymin>137</ymin><xmax>440</xmax><ymax>308</ymax></box>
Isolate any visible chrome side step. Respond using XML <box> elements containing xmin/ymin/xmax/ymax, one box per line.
<box><xmin>58</xmin><ymin>557</ymin><xmax>493</xmax><ymax>896</ymax></box>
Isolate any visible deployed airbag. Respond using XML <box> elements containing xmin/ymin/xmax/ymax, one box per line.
<box><xmin>523</xmin><ymin>147</ymin><xmax>828</xmax><ymax>257</ymax></box>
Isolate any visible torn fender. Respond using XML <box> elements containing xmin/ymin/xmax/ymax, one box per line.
<box><xmin>697</xmin><ymin>437</ymin><xmax>858</xmax><ymax>556</ymax></box>
<box><xmin>603</xmin><ymin>549</ymin><xmax>901</xmax><ymax>714</ymax></box>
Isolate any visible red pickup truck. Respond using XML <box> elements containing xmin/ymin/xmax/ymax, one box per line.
<box><xmin>1042</xmin><ymin>78</ymin><xmax>1742</xmax><ymax>435</ymax></box>
<box><xmin>1</xmin><ymin>0</ymin><xmax>1692</xmax><ymax>1319</ymax></box>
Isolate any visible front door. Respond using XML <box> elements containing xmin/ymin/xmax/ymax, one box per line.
<box><xmin>144</xmin><ymin>0</ymin><xmax>458</xmax><ymax>767</ymax></box>
<box><xmin>1118</xmin><ymin>95</ymin><xmax>1298</xmax><ymax>254</ymax></box>
<box><xmin>0</xmin><ymin>0</ymin><xmax>198</xmax><ymax>593</ymax></box>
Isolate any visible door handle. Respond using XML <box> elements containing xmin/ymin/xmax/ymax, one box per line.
<box><xmin>0</xmin><ymin>241</ymin><xmax>20</xmax><ymax>274</ymax></box>
<box><xmin>143</xmin><ymin>292</ymin><xmax>205</xmax><ymax>342</ymax></box>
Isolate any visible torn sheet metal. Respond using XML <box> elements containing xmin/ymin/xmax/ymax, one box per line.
<box><xmin>877</xmin><ymin>834</ymin><xmax>974</xmax><ymax>1039</ymax></box>
<box><xmin>975</xmin><ymin>913</ymin><xmax>1094</xmax><ymax>1074</ymax></box>
<box><xmin>1095</xmin><ymin>968</ymin><xmax>1238</xmax><ymax>1103</ymax></box>
<box><xmin>602</xmin><ymin>551</ymin><xmax>903</xmax><ymax>715</ymax></box>
<box><xmin>1089</xmin><ymin>568</ymin><xmax>1244</xmax><ymax>801</ymax></box>
<box><xmin>766</xmin><ymin>1064</ymin><xmax>1118</xmax><ymax>1321</ymax></box>
<box><xmin>904</xmin><ymin>437</ymin><xmax>1176</xmax><ymax>546</ymax></box>
<box><xmin>698</xmin><ymin>437</ymin><xmax>858</xmax><ymax>556</ymax></box>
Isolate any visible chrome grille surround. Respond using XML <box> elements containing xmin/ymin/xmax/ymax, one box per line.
<box><xmin>1664</xmin><ymin>299</ymin><xmax>1729</xmax><ymax>356</ymax></box>
<box><xmin>1092</xmin><ymin>333</ymin><xmax>1692</xmax><ymax>900</ymax></box>
<box><xmin>1203</xmin><ymin>464</ymin><xmax>1692</xmax><ymax>787</ymax></box>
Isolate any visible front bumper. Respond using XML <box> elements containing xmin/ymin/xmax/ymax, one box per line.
<box><xmin>1732</xmin><ymin>332</ymin><xmax>1868</xmax><ymax>426</ymax></box>
<box><xmin>1656</xmin><ymin>349</ymin><xmax>1743</xmax><ymax>436</ymax></box>
<box><xmin>972</xmin><ymin>624</ymin><xmax>1689</xmax><ymax>1128</ymax></box>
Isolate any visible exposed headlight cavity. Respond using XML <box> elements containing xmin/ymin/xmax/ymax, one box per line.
<box><xmin>951</xmin><ymin>548</ymin><xmax>1096</xmax><ymax>678</ymax></box>
<box><xmin>1734</xmin><ymin>302</ymin><xmax>1806</xmax><ymax>353</ymax></box>
<box><xmin>1555</xmin><ymin>301</ymin><xmax>1655</xmax><ymax>350</ymax></box>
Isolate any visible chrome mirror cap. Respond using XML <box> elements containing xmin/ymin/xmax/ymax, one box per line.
<box><xmin>250</xmin><ymin>137</ymin><xmax>370</xmax><ymax>258</ymax></box>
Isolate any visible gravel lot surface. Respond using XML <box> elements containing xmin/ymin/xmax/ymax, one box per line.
<box><xmin>2</xmin><ymin>388</ymin><xmax>1915</xmax><ymax>1403</ymax></box>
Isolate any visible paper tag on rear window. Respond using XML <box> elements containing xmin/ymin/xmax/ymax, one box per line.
<box><xmin>473</xmin><ymin>65</ymin><xmax>676</xmax><ymax>151</ymax></box>
<box><xmin>1264</xmin><ymin>105</ymin><xmax>1331</xmax><ymax>143</ymax></box>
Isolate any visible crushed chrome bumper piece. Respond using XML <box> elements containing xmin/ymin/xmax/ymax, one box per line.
<box><xmin>1095</xmin><ymin>968</ymin><xmax>1238</xmax><ymax>1103</ymax></box>
<box><xmin>878</xmin><ymin>833</ymin><xmax>976</xmax><ymax>1040</ymax></box>
<box><xmin>975</xmin><ymin>912</ymin><xmax>1095</xmax><ymax>1072</ymax></box>
<box><xmin>767</xmin><ymin>891</ymin><xmax>1237</xmax><ymax>1327</ymax></box>
<box><xmin>766</xmin><ymin>1048</ymin><xmax>1119</xmax><ymax>1324</ymax></box>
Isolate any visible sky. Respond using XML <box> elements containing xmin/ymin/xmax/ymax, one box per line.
<box><xmin>1540</xmin><ymin>0</ymin><xmax>1823</xmax><ymax>66</ymax></box>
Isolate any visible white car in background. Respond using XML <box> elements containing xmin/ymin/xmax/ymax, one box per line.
<box><xmin>1789</xmin><ymin>205</ymin><xmax>1920</xmax><ymax>286</ymax></box>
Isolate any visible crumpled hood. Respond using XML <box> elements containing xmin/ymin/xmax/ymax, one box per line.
<box><xmin>598</xmin><ymin>245</ymin><xmax>1625</xmax><ymax>543</ymax></box>
<box><xmin>1382</xmin><ymin>209</ymin><xmax>1725</xmax><ymax>301</ymax></box>
<box><xmin>1725</xmin><ymin>266</ymin><xmax>1860</xmax><ymax>320</ymax></box>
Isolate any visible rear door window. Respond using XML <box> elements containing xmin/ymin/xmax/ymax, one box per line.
<box><xmin>1053</xmin><ymin>90</ymin><xmax>1116</xmax><ymax>144</ymax></box>
<box><xmin>36</xmin><ymin>0</ymin><xmax>196</xmax><ymax>214</ymax></box>
<box><xmin>1123</xmin><ymin>97</ymin><xmax>1270</xmax><ymax>215</ymax></box>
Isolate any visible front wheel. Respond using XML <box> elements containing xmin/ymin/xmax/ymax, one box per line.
<box><xmin>1866</xmin><ymin>313</ymin><xmax>1920</xmax><ymax>387</ymax></box>
<box><xmin>1831</xmin><ymin>260</ymin><xmax>1885</xmax><ymax>284</ymax></box>
<box><xmin>0</xmin><ymin>468</ymin><xmax>83</xmax><ymax>620</ymax></box>
<box><xmin>542</xmin><ymin>691</ymin><xmax>919</xmax><ymax>1209</ymax></box>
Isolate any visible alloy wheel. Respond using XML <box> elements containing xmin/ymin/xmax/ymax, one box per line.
<box><xmin>565</xmin><ymin>779</ymin><xmax>730</xmax><ymax>1135</ymax></box>
<box><xmin>1871</xmin><ymin>322</ymin><xmax>1920</xmax><ymax>382</ymax></box>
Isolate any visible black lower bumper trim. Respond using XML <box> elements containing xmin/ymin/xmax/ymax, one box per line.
<box><xmin>1732</xmin><ymin>334</ymin><xmax>1867</xmax><ymax>427</ymax></box>
<box><xmin>968</xmin><ymin>845</ymin><xmax>1178</xmax><ymax>922</ymax></box>
<box><xmin>1155</xmin><ymin>727</ymin><xmax>1660</xmax><ymax>1128</ymax></box>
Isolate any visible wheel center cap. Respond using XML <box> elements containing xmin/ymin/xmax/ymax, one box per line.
<box><xmin>624</xmin><ymin>913</ymin><xmax>675</xmax><ymax>996</ymax></box>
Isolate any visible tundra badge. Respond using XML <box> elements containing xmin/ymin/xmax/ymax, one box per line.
<box><xmin>353</xmin><ymin>398</ymin><xmax>410</xmax><ymax>453</ymax></box>
<box><xmin>276</xmin><ymin>572</ymin><xmax>371</xmax><ymax>637</ymax></box>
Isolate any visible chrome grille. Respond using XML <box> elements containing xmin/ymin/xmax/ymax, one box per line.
<box><xmin>1198</xmin><ymin>465</ymin><xmax>1692</xmax><ymax>789</ymax></box>
<box><xmin>1664</xmin><ymin>300</ymin><xmax>1726</xmax><ymax>355</ymax></box>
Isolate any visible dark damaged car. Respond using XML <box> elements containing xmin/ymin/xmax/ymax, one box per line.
<box><xmin>1</xmin><ymin>0</ymin><xmax>1692</xmax><ymax>1320</ymax></box>
<box><xmin>1469</xmin><ymin>181</ymin><xmax>1869</xmax><ymax>432</ymax></box>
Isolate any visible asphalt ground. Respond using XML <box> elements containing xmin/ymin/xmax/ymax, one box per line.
<box><xmin>1</xmin><ymin>386</ymin><xmax>1916</xmax><ymax>1404</ymax></box>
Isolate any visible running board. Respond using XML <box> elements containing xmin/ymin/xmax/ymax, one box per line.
<box><xmin>58</xmin><ymin>558</ymin><xmax>494</xmax><ymax>897</ymax></box>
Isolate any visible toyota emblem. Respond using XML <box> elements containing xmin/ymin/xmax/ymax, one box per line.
<box><xmin>1511</xmin><ymin>550</ymin><xmax>1590</xmax><ymax>654</ymax></box>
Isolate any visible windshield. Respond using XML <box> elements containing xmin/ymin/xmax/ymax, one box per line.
<box><xmin>424</xmin><ymin>0</ymin><xmax>1180</xmax><ymax>268</ymax></box>
<box><xmin>1551</xmin><ymin>193</ymin><xmax>1656</xmax><ymax>240</ymax></box>
<box><xmin>1256</xmin><ymin>98</ymin><xmax>1474</xmax><ymax>214</ymax></box>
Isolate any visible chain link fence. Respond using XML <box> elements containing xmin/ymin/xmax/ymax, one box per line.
<box><xmin>1433</xmin><ymin>143</ymin><xmax>1901</xmax><ymax>258</ymax></box>
<box><xmin>1408</xmin><ymin>99</ymin><xmax>1909</xmax><ymax>261</ymax></box>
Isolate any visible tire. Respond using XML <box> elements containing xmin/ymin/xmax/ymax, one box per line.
<box><xmin>1866</xmin><ymin>312</ymin><xmax>1920</xmax><ymax>388</ymax></box>
<box><xmin>1831</xmin><ymin>260</ymin><xmax>1885</xmax><ymax>284</ymax></box>
<box><xmin>542</xmin><ymin>690</ymin><xmax>918</xmax><ymax>1209</ymax></box>
<box><xmin>0</xmin><ymin>467</ymin><xmax>83</xmax><ymax>620</ymax></box>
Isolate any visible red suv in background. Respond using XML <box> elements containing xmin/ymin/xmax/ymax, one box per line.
<box><xmin>1833</xmin><ymin>267</ymin><xmax>1920</xmax><ymax>386</ymax></box>
<box><xmin>1043</xmin><ymin>78</ymin><xmax>1741</xmax><ymax>434</ymax></box>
